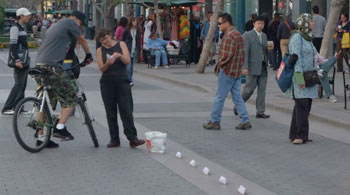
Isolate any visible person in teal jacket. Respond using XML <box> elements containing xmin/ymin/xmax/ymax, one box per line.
<box><xmin>286</xmin><ymin>14</ymin><xmax>318</xmax><ymax>145</ymax></box>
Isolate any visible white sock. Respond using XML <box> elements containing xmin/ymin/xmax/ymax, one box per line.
<box><xmin>38</xmin><ymin>134</ymin><xmax>46</xmax><ymax>142</ymax></box>
<box><xmin>56</xmin><ymin>124</ymin><xmax>65</xmax><ymax>130</ymax></box>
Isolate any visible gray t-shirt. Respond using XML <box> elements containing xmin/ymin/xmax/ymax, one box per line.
<box><xmin>35</xmin><ymin>18</ymin><xmax>82</xmax><ymax>66</ymax></box>
<box><xmin>312</xmin><ymin>14</ymin><xmax>326</xmax><ymax>38</ymax></box>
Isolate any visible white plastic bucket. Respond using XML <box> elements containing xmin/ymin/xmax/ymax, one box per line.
<box><xmin>145</xmin><ymin>131</ymin><xmax>167</xmax><ymax>153</ymax></box>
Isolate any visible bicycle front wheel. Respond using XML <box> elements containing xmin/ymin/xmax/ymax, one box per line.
<box><xmin>13</xmin><ymin>97</ymin><xmax>53</xmax><ymax>153</ymax></box>
<box><xmin>78</xmin><ymin>99</ymin><xmax>99</xmax><ymax>148</ymax></box>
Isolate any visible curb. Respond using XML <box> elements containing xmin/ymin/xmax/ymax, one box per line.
<box><xmin>135</xmin><ymin>68</ymin><xmax>350</xmax><ymax>129</ymax></box>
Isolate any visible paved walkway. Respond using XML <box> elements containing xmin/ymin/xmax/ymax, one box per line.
<box><xmin>134</xmin><ymin>62</ymin><xmax>350</xmax><ymax>128</ymax></box>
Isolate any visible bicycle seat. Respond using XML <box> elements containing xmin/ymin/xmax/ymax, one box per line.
<box><xmin>28</xmin><ymin>67</ymin><xmax>50</xmax><ymax>76</ymax></box>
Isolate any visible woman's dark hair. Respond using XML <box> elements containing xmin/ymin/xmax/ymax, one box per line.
<box><xmin>118</xmin><ymin>17</ymin><xmax>128</xmax><ymax>28</ymax></box>
<box><xmin>127</xmin><ymin>17</ymin><xmax>137</xmax><ymax>29</ymax></box>
<box><xmin>218</xmin><ymin>13</ymin><xmax>233</xmax><ymax>25</ymax></box>
<box><xmin>341</xmin><ymin>13</ymin><xmax>349</xmax><ymax>19</ymax></box>
<box><xmin>96</xmin><ymin>28</ymin><xmax>113</xmax><ymax>40</ymax></box>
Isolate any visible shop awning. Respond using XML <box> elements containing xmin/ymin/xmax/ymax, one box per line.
<box><xmin>53</xmin><ymin>10</ymin><xmax>73</xmax><ymax>15</ymax></box>
<box><xmin>131</xmin><ymin>0</ymin><xmax>200</xmax><ymax>7</ymax></box>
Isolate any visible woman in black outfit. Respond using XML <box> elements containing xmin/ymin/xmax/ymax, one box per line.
<box><xmin>96</xmin><ymin>28</ymin><xmax>145</xmax><ymax>148</ymax></box>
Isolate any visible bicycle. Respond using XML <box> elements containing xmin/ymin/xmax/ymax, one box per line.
<box><xmin>13</xmin><ymin>64</ymin><xmax>99</xmax><ymax>153</ymax></box>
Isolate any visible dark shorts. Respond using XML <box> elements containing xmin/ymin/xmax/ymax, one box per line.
<box><xmin>35</xmin><ymin>65</ymin><xmax>77</xmax><ymax>110</ymax></box>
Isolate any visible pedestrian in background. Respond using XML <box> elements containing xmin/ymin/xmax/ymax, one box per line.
<box><xmin>143</xmin><ymin>14</ymin><xmax>155</xmax><ymax>64</ymax></box>
<box><xmin>245</xmin><ymin>13</ymin><xmax>257</xmax><ymax>32</ymax></box>
<box><xmin>2</xmin><ymin>8</ymin><xmax>31</xmax><ymax>115</ymax></box>
<box><xmin>203</xmin><ymin>13</ymin><xmax>251</xmax><ymax>131</ymax></box>
<box><xmin>96</xmin><ymin>28</ymin><xmax>145</xmax><ymax>148</ymax></box>
<box><xmin>123</xmin><ymin>17</ymin><xmax>140</xmax><ymax>87</ymax></box>
<box><xmin>286</xmin><ymin>14</ymin><xmax>317</xmax><ymax>145</ymax></box>
<box><xmin>268</xmin><ymin>13</ymin><xmax>282</xmax><ymax>70</ymax></box>
<box><xmin>200</xmin><ymin>12</ymin><xmax>219</xmax><ymax>66</ymax></box>
<box><xmin>277</xmin><ymin>15</ymin><xmax>295</xmax><ymax>57</ymax></box>
<box><xmin>312</xmin><ymin>5</ymin><xmax>326</xmax><ymax>52</ymax></box>
<box><xmin>115</xmin><ymin>17</ymin><xmax>128</xmax><ymax>41</ymax></box>
<box><xmin>236</xmin><ymin>16</ymin><xmax>271</xmax><ymax>119</ymax></box>
<box><xmin>335</xmin><ymin>13</ymin><xmax>350</xmax><ymax>72</ymax></box>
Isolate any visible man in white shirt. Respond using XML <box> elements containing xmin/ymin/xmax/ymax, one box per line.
<box><xmin>312</xmin><ymin>5</ymin><xmax>326</xmax><ymax>52</ymax></box>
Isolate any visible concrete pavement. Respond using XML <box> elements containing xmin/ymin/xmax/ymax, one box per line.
<box><xmin>133</xmin><ymin>62</ymin><xmax>350</xmax><ymax>128</ymax></box>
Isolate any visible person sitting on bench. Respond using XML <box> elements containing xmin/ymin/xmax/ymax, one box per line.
<box><xmin>147</xmin><ymin>33</ymin><xmax>170</xmax><ymax>69</ymax></box>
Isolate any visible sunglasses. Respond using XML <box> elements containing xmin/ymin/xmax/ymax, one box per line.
<box><xmin>218</xmin><ymin>21</ymin><xmax>226</xmax><ymax>26</ymax></box>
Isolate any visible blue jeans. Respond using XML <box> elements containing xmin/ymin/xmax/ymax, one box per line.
<box><xmin>152</xmin><ymin>49</ymin><xmax>168</xmax><ymax>67</ymax></box>
<box><xmin>127</xmin><ymin>56</ymin><xmax>134</xmax><ymax>82</ymax></box>
<box><xmin>211</xmin><ymin>70</ymin><xmax>249</xmax><ymax>124</ymax></box>
<box><xmin>320</xmin><ymin>60</ymin><xmax>334</xmax><ymax>97</ymax></box>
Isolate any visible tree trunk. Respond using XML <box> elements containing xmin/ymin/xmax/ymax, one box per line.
<box><xmin>152</xmin><ymin>0</ymin><xmax>163</xmax><ymax>39</ymax></box>
<box><xmin>320</xmin><ymin>0</ymin><xmax>345</xmax><ymax>58</ymax></box>
<box><xmin>104</xmin><ymin>2</ymin><xmax>115</xmax><ymax>31</ymax></box>
<box><xmin>196</xmin><ymin>0</ymin><xmax>224</xmax><ymax>73</ymax></box>
<box><xmin>205</xmin><ymin>0</ymin><xmax>213</xmax><ymax>18</ymax></box>
<box><xmin>124</xmin><ymin>0</ymin><xmax>133</xmax><ymax>18</ymax></box>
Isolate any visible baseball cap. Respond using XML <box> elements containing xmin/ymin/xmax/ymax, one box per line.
<box><xmin>71</xmin><ymin>11</ymin><xmax>86</xmax><ymax>25</ymax></box>
<box><xmin>16</xmin><ymin>8</ymin><xmax>31</xmax><ymax>17</ymax></box>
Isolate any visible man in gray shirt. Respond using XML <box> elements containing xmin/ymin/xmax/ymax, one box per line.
<box><xmin>35</xmin><ymin>11</ymin><xmax>93</xmax><ymax>148</ymax></box>
<box><xmin>312</xmin><ymin>5</ymin><xmax>326</xmax><ymax>52</ymax></box>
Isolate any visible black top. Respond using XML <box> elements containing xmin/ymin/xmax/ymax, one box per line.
<box><xmin>245</xmin><ymin>20</ymin><xmax>254</xmax><ymax>32</ymax></box>
<box><xmin>122</xmin><ymin>27</ymin><xmax>140</xmax><ymax>54</ymax></box>
<box><xmin>101</xmin><ymin>41</ymin><xmax>127</xmax><ymax>78</ymax></box>
<box><xmin>277</xmin><ymin>21</ymin><xmax>296</xmax><ymax>41</ymax></box>
<box><xmin>268</xmin><ymin>21</ymin><xmax>281</xmax><ymax>48</ymax></box>
<box><xmin>337</xmin><ymin>20</ymin><xmax>350</xmax><ymax>40</ymax></box>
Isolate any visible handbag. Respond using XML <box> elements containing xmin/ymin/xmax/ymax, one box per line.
<box><xmin>7</xmin><ymin>49</ymin><xmax>30</xmax><ymax>68</ymax></box>
<box><xmin>276</xmin><ymin>53</ymin><xmax>298</xmax><ymax>92</ymax></box>
<box><xmin>302</xmin><ymin>41</ymin><xmax>320</xmax><ymax>87</ymax></box>
<box><xmin>341</xmin><ymin>32</ymin><xmax>350</xmax><ymax>48</ymax></box>
<box><xmin>303</xmin><ymin>70</ymin><xmax>320</xmax><ymax>87</ymax></box>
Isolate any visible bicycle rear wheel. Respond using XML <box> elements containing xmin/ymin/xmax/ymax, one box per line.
<box><xmin>78</xmin><ymin>99</ymin><xmax>99</xmax><ymax>148</ymax></box>
<box><xmin>13</xmin><ymin>97</ymin><xmax>53</xmax><ymax>153</ymax></box>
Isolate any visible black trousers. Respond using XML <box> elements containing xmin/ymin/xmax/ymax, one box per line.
<box><xmin>100</xmin><ymin>76</ymin><xmax>137</xmax><ymax>143</ymax></box>
<box><xmin>2</xmin><ymin>67</ymin><xmax>29</xmax><ymax>111</ymax></box>
<box><xmin>312</xmin><ymin>38</ymin><xmax>322</xmax><ymax>53</ymax></box>
<box><xmin>289</xmin><ymin>98</ymin><xmax>312</xmax><ymax>141</ymax></box>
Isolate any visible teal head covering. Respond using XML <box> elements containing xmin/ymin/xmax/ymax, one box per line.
<box><xmin>293</xmin><ymin>13</ymin><xmax>314</xmax><ymax>41</ymax></box>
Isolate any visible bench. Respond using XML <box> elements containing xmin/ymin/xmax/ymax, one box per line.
<box><xmin>147</xmin><ymin>40</ymin><xmax>191</xmax><ymax>69</ymax></box>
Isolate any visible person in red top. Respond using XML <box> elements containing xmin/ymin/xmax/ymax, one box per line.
<box><xmin>115</xmin><ymin>17</ymin><xmax>128</xmax><ymax>40</ymax></box>
<box><xmin>203</xmin><ymin>13</ymin><xmax>251</xmax><ymax>131</ymax></box>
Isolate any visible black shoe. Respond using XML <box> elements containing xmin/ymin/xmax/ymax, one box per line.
<box><xmin>36</xmin><ymin>140</ymin><xmax>59</xmax><ymax>148</ymax></box>
<box><xmin>233</xmin><ymin>107</ymin><xmax>238</xmax><ymax>116</ymax></box>
<box><xmin>53</xmin><ymin>127</ymin><xmax>74</xmax><ymax>141</ymax></box>
<box><xmin>256</xmin><ymin>113</ymin><xmax>270</xmax><ymax>119</ymax></box>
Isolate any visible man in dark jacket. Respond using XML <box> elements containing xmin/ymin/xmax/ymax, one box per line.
<box><xmin>2</xmin><ymin>8</ymin><xmax>31</xmax><ymax>115</ymax></box>
<box><xmin>277</xmin><ymin>15</ymin><xmax>295</xmax><ymax>57</ymax></box>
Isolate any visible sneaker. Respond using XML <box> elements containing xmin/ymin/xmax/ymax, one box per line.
<box><xmin>203</xmin><ymin>121</ymin><xmax>221</xmax><ymax>130</ymax></box>
<box><xmin>36</xmin><ymin>140</ymin><xmax>59</xmax><ymax>148</ymax></box>
<box><xmin>329</xmin><ymin>95</ymin><xmax>338</xmax><ymax>103</ymax></box>
<box><xmin>164</xmin><ymin>65</ymin><xmax>169</xmax><ymax>69</ymax></box>
<box><xmin>317</xmin><ymin>69</ymin><xmax>324</xmax><ymax>78</ymax></box>
<box><xmin>292</xmin><ymin>139</ymin><xmax>303</xmax><ymax>144</ymax></box>
<box><xmin>154</xmin><ymin>66</ymin><xmax>158</xmax><ymax>69</ymax></box>
<box><xmin>130</xmin><ymin>82</ymin><xmax>134</xmax><ymax>87</ymax></box>
<box><xmin>53</xmin><ymin>127</ymin><xmax>74</xmax><ymax>141</ymax></box>
<box><xmin>1</xmin><ymin>109</ymin><xmax>15</xmax><ymax>115</ymax></box>
<box><xmin>235</xmin><ymin>121</ymin><xmax>252</xmax><ymax>130</ymax></box>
